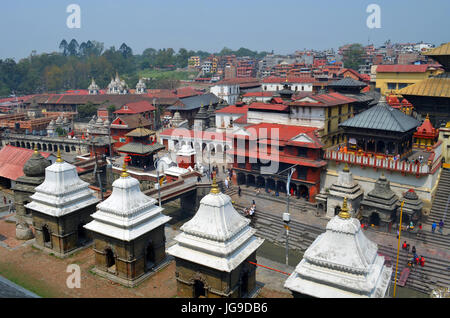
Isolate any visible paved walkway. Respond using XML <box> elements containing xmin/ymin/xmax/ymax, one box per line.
<box><xmin>0</xmin><ymin>275</ymin><xmax>40</xmax><ymax>298</ymax></box>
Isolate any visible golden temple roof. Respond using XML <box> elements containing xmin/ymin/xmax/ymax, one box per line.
<box><xmin>398</xmin><ymin>76</ymin><xmax>450</xmax><ymax>98</ymax></box>
<box><xmin>423</xmin><ymin>42</ymin><xmax>450</xmax><ymax>57</ymax></box>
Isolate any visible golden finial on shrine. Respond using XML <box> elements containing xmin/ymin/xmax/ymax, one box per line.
<box><xmin>56</xmin><ymin>148</ymin><xmax>63</xmax><ymax>163</ymax></box>
<box><xmin>121</xmin><ymin>161</ymin><xmax>129</xmax><ymax>178</ymax></box>
<box><xmin>34</xmin><ymin>145</ymin><xmax>38</xmax><ymax>155</ymax></box>
<box><xmin>343</xmin><ymin>163</ymin><xmax>349</xmax><ymax>172</ymax></box>
<box><xmin>210</xmin><ymin>175</ymin><xmax>220</xmax><ymax>194</ymax></box>
<box><xmin>338</xmin><ymin>197</ymin><xmax>351</xmax><ymax>219</ymax></box>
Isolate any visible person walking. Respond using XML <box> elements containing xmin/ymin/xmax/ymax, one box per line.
<box><xmin>224</xmin><ymin>178</ymin><xmax>229</xmax><ymax>189</ymax></box>
<box><xmin>432</xmin><ymin>222</ymin><xmax>437</xmax><ymax>233</ymax></box>
<box><xmin>438</xmin><ymin>219</ymin><xmax>444</xmax><ymax>234</ymax></box>
<box><xmin>412</xmin><ymin>246</ymin><xmax>416</xmax><ymax>256</ymax></box>
<box><xmin>3</xmin><ymin>196</ymin><xmax>6</xmax><ymax>205</ymax></box>
<box><xmin>402</xmin><ymin>241</ymin><xmax>408</xmax><ymax>251</ymax></box>
<box><xmin>238</xmin><ymin>186</ymin><xmax>241</xmax><ymax>197</ymax></box>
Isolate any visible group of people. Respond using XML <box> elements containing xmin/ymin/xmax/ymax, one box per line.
<box><xmin>403</xmin><ymin>241</ymin><xmax>426</xmax><ymax>268</ymax></box>
<box><xmin>431</xmin><ymin>219</ymin><xmax>445</xmax><ymax>234</ymax></box>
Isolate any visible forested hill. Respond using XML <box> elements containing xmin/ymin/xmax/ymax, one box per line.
<box><xmin>0</xmin><ymin>39</ymin><xmax>268</xmax><ymax>97</ymax></box>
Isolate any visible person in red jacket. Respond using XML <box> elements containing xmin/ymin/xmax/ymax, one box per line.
<box><xmin>420</xmin><ymin>256</ymin><xmax>425</xmax><ymax>267</ymax></box>
<box><xmin>415</xmin><ymin>256</ymin><xmax>420</xmax><ymax>265</ymax></box>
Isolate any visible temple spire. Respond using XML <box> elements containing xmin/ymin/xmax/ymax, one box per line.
<box><xmin>121</xmin><ymin>161</ymin><xmax>129</xmax><ymax>178</ymax></box>
<box><xmin>210</xmin><ymin>175</ymin><xmax>220</xmax><ymax>194</ymax></box>
<box><xmin>338</xmin><ymin>197</ymin><xmax>351</xmax><ymax>219</ymax></box>
<box><xmin>56</xmin><ymin>149</ymin><xmax>63</xmax><ymax>163</ymax></box>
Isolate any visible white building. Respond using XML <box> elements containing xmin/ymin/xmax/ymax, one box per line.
<box><xmin>262</xmin><ymin>76</ymin><xmax>314</xmax><ymax>92</ymax></box>
<box><xmin>284</xmin><ymin>198</ymin><xmax>392</xmax><ymax>298</ymax></box>
<box><xmin>210</xmin><ymin>80</ymin><xmax>240</xmax><ymax>105</ymax></box>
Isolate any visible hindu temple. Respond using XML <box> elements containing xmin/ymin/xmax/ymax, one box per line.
<box><xmin>84</xmin><ymin>163</ymin><xmax>171</xmax><ymax>286</ymax></box>
<box><xmin>168</xmin><ymin>177</ymin><xmax>264</xmax><ymax>298</ymax></box>
<box><xmin>26</xmin><ymin>150</ymin><xmax>99</xmax><ymax>257</ymax></box>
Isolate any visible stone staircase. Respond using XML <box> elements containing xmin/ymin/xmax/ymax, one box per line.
<box><xmin>428</xmin><ymin>168</ymin><xmax>450</xmax><ymax>225</ymax></box>
<box><xmin>223</xmin><ymin>187</ymin><xmax>450</xmax><ymax>296</ymax></box>
<box><xmin>377</xmin><ymin>245</ymin><xmax>450</xmax><ymax>295</ymax></box>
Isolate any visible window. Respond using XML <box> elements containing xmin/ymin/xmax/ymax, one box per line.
<box><xmin>119</xmin><ymin>137</ymin><xmax>126</xmax><ymax>143</ymax></box>
<box><xmin>398</xmin><ymin>83</ymin><xmax>409</xmax><ymax>89</ymax></box>
<box><xmin>387</xmin><ymin>83</ymin><xmax>397</xmax><ymax>90</ymax></box>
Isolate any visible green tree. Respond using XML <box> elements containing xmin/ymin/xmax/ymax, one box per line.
<box><xmin>342</xmin><ymin>44</ymin><xmax>365</xmax><ymax>71</ymax></box>
<box><xmin>77</xmin><ymin>101</ymin><xmax>97</xmax><ymax>118</ymax></box>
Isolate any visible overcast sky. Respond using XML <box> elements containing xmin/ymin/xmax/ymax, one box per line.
<box><xmin>1</xmin><ymin>0</ymin><xmax>449</xmax><ymax>60</ymax></box>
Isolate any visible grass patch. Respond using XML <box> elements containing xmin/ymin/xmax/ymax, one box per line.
<box><xmin>0</xmin><ymin>262</ymin><xmax>59</xmax><ymax>298</ymax></box>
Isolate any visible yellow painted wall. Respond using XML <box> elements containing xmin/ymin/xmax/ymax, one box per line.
<box><xmin>376</xmin><ymin>69</ymin><xmax>442</xmax><ymax>96</ymax></box>
<box><xmin>323</xmin><ymin>103</ymin><xmax>352</xmax><ymax>147</ymax></box>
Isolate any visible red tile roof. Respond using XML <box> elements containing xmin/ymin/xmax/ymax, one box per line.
<box><xmin>247</xmin><ymin>102</ymin><xmax>289</xmax><ymax>112</ymax></box>
<box><xmin>215</xmin><ymin>104</ymin><xmax>249</xmax><ymax>114</ymax></box>
<box><xmin>289</xmin><ymin>92</ymin><xmax>357</xmax><ymax>107</ymax></box>
<box><xmin>262</xmin><ymin>76</ymin><xmax>316</xmax><ymax>84</ymax></box>
<box><xmin>114</xmin><ymin>100</ymin><xmax>156</xmax><ymax>114</ymax></box>
<box><xmin>0</xmin><ymin>146</ymin><xmax>51</xmax><ymax>181</ymax></box>
<box><xmin>242</xmin><ymin>92</ymin><xmax>274</xmax><ymax>97</ymax></box>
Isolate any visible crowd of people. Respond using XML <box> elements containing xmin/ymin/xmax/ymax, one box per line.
<box><xmin>402</xmin><ymin>241</ymin><xmax>426</xmax><ymax>268</ymax></box>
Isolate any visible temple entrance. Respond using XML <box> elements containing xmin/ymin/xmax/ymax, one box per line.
<box><xmin>105</xmin><ymin>248</ymin><xmax>116</xmax><ymax>273</ymax></box>
<box><xmin>247</xmin><ymin>175</ymin><xmax>256</xmax><ymax>187</ymax></box>
<box><xmin>237</xmin><ymin>173</ymin><xmax>246</xmax><ymax>185</ymax></box>
<box><xmin>193</xmin><ymin>280</ymin><xmax>206</xmax><ymax>298</ymax></box>
<box><xmin>42</xmin><ymin>225</ymin><xmax>51</xmax><ymax>247</ymax></box>
<box><xmin>240</xmin><ymin>272</ymin><xmax>249</xmax><ymax>297</ymax></box>
<box><xmin>146</xmin><ymin>242</ymin><xmax>155</xmax><ymax>270</ymax></box>
<box><xmin>369</xmin><ymin>212</ymin><xmax>381</xmax><ymax>226</ymax></box>
<box><xmin>77</xmin><ymin>223</ymin><xmax>88</xmax><ymax>245</ymax></box>
<box><xmin>256</xmin><ymin>176</ymin><xmax>265</xmax><ymax>188</ymax></box>
<box><xmin>298</xmin><ymin>185</ymin><xmax>309</xmax><ymax>200</ymax></box>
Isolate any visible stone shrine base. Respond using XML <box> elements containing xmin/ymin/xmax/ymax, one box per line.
<box><xmin>91</xmin><ymin>255</ymin><xmax>174</xmax><ymax>288</ymax></box>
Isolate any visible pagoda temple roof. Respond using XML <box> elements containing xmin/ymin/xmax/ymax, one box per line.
<box><xmin>125</xmin><ymin>127</ymin><xmax>155</xmax><ymax>137</ymax></box>
<box><xmin>339</xmin><ymin>99</ymin><xmax>420</xmax><ymax>133</ymax></box>
<box><xmin>423</xmin><ymin>42</ymin><xmax>450</xmax><ymax>70</ymax></box>
<box><xmin>117</xmin><ymin>142</ymin><xmax>165</xmax><ymax>155</ymax></box>
<box><xmin>398</xmin><ymin>73</ymin><xmax>450</xmax><ymax>99</ymax></box>
<box><xmin>414</xmin><ymin>115</ymin><xmax>438</xmax><ymax>138</ymax></box>
<box><xmin>328</xmin><ymin>77</ymin><xmax>368</xmax><ymax>88</ymax></box>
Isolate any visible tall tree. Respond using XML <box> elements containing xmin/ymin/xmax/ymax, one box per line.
<box><xmin>67</xmin><ymin>39</ymin><xmax>79</xmax><ymax>56</ymax></box>
<box><xmin>59</xmin><ymin>39</ymin><xmax>68</xmax><ymax>56</ymax></box>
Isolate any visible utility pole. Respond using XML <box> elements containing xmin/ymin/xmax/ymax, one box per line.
<box><xmin>154</xmin><ymin>157</ymin><xmax>161</xmax><ymax>207</ymax></box>
<box><xmin>283</xmin><ymin>167</ymin><xmax>295</xmax><ymax>266</ymax></box>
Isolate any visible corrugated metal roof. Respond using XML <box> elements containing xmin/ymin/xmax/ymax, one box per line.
<box><xmin>117</xmin><ymin>142</ymin><xmax>165</xmax><ymax>154</ymax></box>
<box><xmin>0</xmin><ymin>146</ymin><xmax>51</xmax><ymax>181</ymax></box>
<box><xmin>423</xmin><ymin>42</ymin><xmax>450</xmax><ymax>56</ymax></box>
<box><xmin>328</xmin><ymin>77</ymin><xmax>367</xmax><ymax>88</ymax></box>
<box><xmin>339</xmin><ymin>101</ymin><xmax>420</xmax><ymax>132</ymax></box>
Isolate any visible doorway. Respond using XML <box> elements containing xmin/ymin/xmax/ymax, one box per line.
<box><xmin>193</xmin><ymin>280</ymin><xmax>206</xmax><ymax>298</ymax></box>
<box><xmin>105</xmin><ymin>248</ymin><xmax>116</xmax><ymax>273</ymax></box>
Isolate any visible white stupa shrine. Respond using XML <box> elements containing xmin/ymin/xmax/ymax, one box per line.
<box><xmin>84</xmin><ymin>163</ymin><xmax>171</xmax><ymax>286</ymax></box>
<box><xmin>325</xmin><ymin>163</ymin><xmax>363</xmax><ymax>218</ymax></box>
<box><xmin>284</xmin><ymin>197</ymin><xmax>392</xmax><ymax>298</ymax></box>
<box><xmin>26</xmin><ymin>150</ymin><xmax>99</xmax><ymax>257</ymax></box>
<box><xmin>167</xmin><ymin>177</ymin><xmax>264</xmax><ymax>297</ymax></box>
